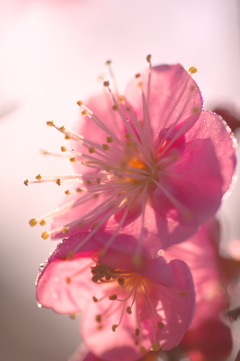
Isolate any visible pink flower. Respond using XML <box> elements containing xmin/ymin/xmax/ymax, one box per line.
<box><xmin>166</xmin><ymin>219</ymin><xmax>233</xmax><ymax>361</ymax></box>
<box><xmin>28</xmin><ymin>60</ymin><xmax>236</xmax><ymax>254</ymax></box>
<box><xmin>36</xmin><ymin>233</ymin><xmax>195</xmax><ymax>361</ymax></box>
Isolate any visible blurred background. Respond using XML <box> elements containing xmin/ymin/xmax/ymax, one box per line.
<box><xmin>0</xmin><ymin>0</ymin><xmax>239</xmax><ymax>360</ymax></box>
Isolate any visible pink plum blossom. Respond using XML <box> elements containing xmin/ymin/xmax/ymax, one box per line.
<box><xmin>27</xmin><ymin>60</ymin><xmax>236</xmax><ymax>255</ymax></box>
<box><xmin>36</xmin><ymin>233</ymin><xmax>195</xmax><ymax>361</ymax></box>
<box><xmin>165</xmin><ymin>219</ymin><xmax>232</xmax><ymax>361</ymax></box>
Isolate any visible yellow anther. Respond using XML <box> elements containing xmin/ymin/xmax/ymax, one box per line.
<box><xmin>125</xmin><ymin>133</ymin><xmax>131</xmax><ymax>139</ymax></box>
<box><xmin>105</xmin><ymin>60</ymin><xmax>112</xmax><ymax>65</ymax></box>
<box><xmin>188</xmin><ymin>66</ymin><xmax>197</xmax><ymax>74</ymax></box>
<box><xmin>96</xmin><ymin>178</ymin><xmax>101</xmax><ymax>184</ymax></box>
<box><xmin>157</xmin><ymin>321</ymin><xmax>164</xmax><ymax>329</ymax></box>
<box><xmin>106</xmin><ymin>136</ymin><xmax>113</xmax><ymax>143</ymax></box>
<box><xmin>112</xmin><ymin>324</ymin><xmax>118</xmax><ymax>332</ymax></box>
<box><xmin>126</xmin><ymin>306</ymin><xmax>132</xmax><ymax>314</ymax></box>
<box><xmin>135</xmin><ymin>328</ymin><xmax>140</xmax><ymax>336</ymax></box>
<box><xmin>152</xmin><ymin>342</ymin><xmax>161</xmax><ymax>352</ymax></box>
<box><xmin>88</xmin><ymin>146</ymin><xmax>95</xmax><ymax>154</ymax></box>
<box><xmin>112</xmin><ymin>104</ymin><xmax>118</xmax><ymax>111</ymax></box>
<box><xmin>56</xmin><ymin>179</ymin><xmax>61</xmax><ymax>186</ymax></box>
<box><xmin>86</xmin><ymin>180</ymin><xmax>92</xmax><ymax>185</ymax></box>
<box><xmin>41</xmin><ymin>231</ymin><xmax>49</xmax><ymax>240</ymax></box>
<box><xmin>102</xmin><ymin>144</ymin><xmax>109</xmax><ymax>151</ymax></box>
<box><xmin>117</xmin><ymin>277</ymin><xmax>125</xmax><ymax>286</ymax></box>
<box><xmin>35</xmin><ymin>174</ymin><xmax>42</xmax><ymax>180</ymax></box>
<box><xmin>46</xmin><ymin>121</ymin><xmax>54</xmax><ymax>126</ymax></box>
<box><xmin>103</xmin><ymin>81</ymin><xmax>109</xmax><ymax>87</ymax></box>
<box><xmin>109</xmin><ymin>294</ymin><xmax>117</xmax><ymax>301</ymax></box>
<box><xmin>93</xmin><ymin>296</ymin><xmax>98</xmax><ymax>302</ymax></box>
<box><xmin>96</xmin><ymin>314</ymin><xmax>102</xmax><ymax>323</ymax></box>
<box><xmin>59</xmin><ymin>126</ymin><xmax>65</xmax><ymax>131</ymax></box>
<box><xmin>66</xmin><ymin>277</ymin><xmax>71</xmax><ymax>284</ymax></box>
<box><xmin>24</xmin><ymin>179</ymin><xmax>29</xmax><ymax>186</ymax></box>
<box><xmin>69</xmin><ymin>314</ymin><xmax>77</xmax><ymax>320</ymax></box>
<box><xmin>139</xmin><ymin>346</ymin><xmax>147</xmax><ymax>354</ymax></box>
<box><xmin>39</xmin><ymin>219</ymin><xmax>46</xmax><ymax>226</ymax></box>
<box><xmin>77</xmin><ymin>100</ymin><xmax>83</xmax><ymax>106</ymax></box>
<box><xmin>81</xmin><ymin>110</ymin><xmax>88</xmax><ymax>116</ymax></box>
<box><xmin>61</xmin><ymin>146</ymin><xmax>67</xmax><ymax>152</ymax></box>
<box><xmin>118</xmin><ymin>96</ymin><xmax>125</xmax><ymax>103</ymax></box>
<box><xmin>76</xmin><ymin>188</ymin><xmax>82</xmax><ymax>193</ymax></box>
<box><xmin>135</xmin><ymin>73</ymin><xmax>141</xmax><ymax>78</ymax></box>
<box><xmin>65</xmin><ymin>190</ymin><xmax>71</xmax><ymax>195</ymax></box>
<box><xmin>70</xmin><ymin>157</ymin><xmax>76</xmax><ymax>163</ymax></box>
<box><xmin>65</xmin><ymin>135</ymin><xmax>70</xmax><ymax>140</ymax></box>
<box><xmin>29</xmin><ymin>218</ymin><xmax>38</xmax><ymax>227</ymax></box>
<box><xmin>146</xmin><ymin>54</ymin><xmax>152</xmax><ymax>63</ymax></box>
<box><xmin>62</xmin><ymin>227</ymin><xmax>69</xmax><ymax>234</ymax></box>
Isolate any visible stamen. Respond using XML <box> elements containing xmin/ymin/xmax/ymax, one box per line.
<box><xmin>96</xmin><ymin>315</ymin><xmax>102</xmax><ymax>323</ymax></box>
<box><xmin>118</xmin><ymin>277</ymin><xmax>125</xmax><ymax>286</ymax></box>
<box><xmin>41</xmin><ymin>231</ymin><xmax>49</xmax><ymax>240</ymax></box>
<box><xmin>151</xmin><ymin>342</ymin><xmax>161</xmax><ymax>352</ymax></box>
<box><xmin>109</xmin><ymin>294</ymin><xmax>118</xmax><ymax>301</ymax></box>
<box><xmin>188</xmin><ymin>66</ymin><xmax>197</xmax><ymax>74</ymax></box>
<box><xmin>135</xmin><ymin>328</ymin><xmax>140</xmax><ymax>336</ymax></box>
<box><xmin>112</xmin><ymin>324</ymin><xmax>118</xmax><ymax>332</ymax></box>
<box><xmin>126</xmin><ymin>306</ymin><xmax>132</xmax><ymax>314</ymax></box>
<box><xmin>157</xmin><ymin>321</ymin><xmax>164</xmax><ymax>329</ymax></box>
<box><xmin>29</xmin><ymin>218</ymin><xmax>38</xmax><ymax>227</ymax></box>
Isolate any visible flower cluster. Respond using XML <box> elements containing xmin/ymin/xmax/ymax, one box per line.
<box><xmin>27</xmin><ymin>57</ymin><xmax>237</xmax><ymax>361</ymax></box>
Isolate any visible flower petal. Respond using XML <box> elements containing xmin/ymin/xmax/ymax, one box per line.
<box><xmin>152</xmin><ymin>138</ymin><xmax>223</xmax><ymax>226</ymax></box>
<box><xmin>81</xmin><ymin>297</ymin><xmax>150</xmax><ymax>361</ymax></box>
<box><xmin>185</xmin><ymin>110</ymin><xmax>237</xmax><ymax>193</ymax></box>
<box><xmin>73</xmin><ymin>92</ymin><xmax>126</xmax><ymax>174</ymax></box>
<box><xmin>153</xmin><ymin>259</ymin><xmax>195</xmax><ymax>350</ymax></box>
<box><xmin>36</xmin><ymin>234</ymin><xmax>102</xmax><ymax>314</ymax></box>
<box><xmin>125</xmin><ymin>64</ymin><xmax>202</xmax><ymax>138</ymax></box>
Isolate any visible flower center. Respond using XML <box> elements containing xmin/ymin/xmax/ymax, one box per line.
<box><xmin>91</xmin><ymin>262</ymin><xmax>163</xmax><ymax>353</ymax></box>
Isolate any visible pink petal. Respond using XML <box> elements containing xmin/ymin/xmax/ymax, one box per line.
<box><xmin>125</xmin><ymin>64</ymin><xmax>202</xmax><ymax>137</ymax></box>
<box><xmin>98</xmin><ymin>238</ymin><xmax>173</xmax><ymax>287</ymax></box>
<box><xmin>36</xmin><ymin>234</ymin><xmax>102</xmax><ymax>314</ymax></box>
<box><xmin>165</xmin><ymin>220</ymin><xmax>229</xmax><ymax>327</ymax></box>
<box><xmin>51</xmin><ymin>191</ymin><xmax>105</xmax><ymax>239</ymax></box>
<box><xmin>81</xmin><ymin>297</ymin><xmax>150</xmax><ymax>361</ymax></box>
<box><xmin>97</xmin><ymin>203</ymin><xmax>197</xmax><ymax>255</ymax></box>
<box><xmin>151</xmin><ymin>259</ymin><xmax>195</xmax><ymax>350</ymax></box>
<box><xmin>152</xmin><ymin>138</ymin><xmax>223</xmax><ymax>226</ymax></box>
<box><xmin>185</xmin><ymin>110</ymin><xmax>237</xmax><ymax>193</ymax></box>
<box><xmin>72</xmin><ymin>92</ymin><xmax>126</xmax><ymax>174</ymax></box>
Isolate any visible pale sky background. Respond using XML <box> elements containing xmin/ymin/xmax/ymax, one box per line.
<box><xmin>0</xmin><ymin>1</ymin><xmax>240</xmax><ymax>360</ymax></box>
